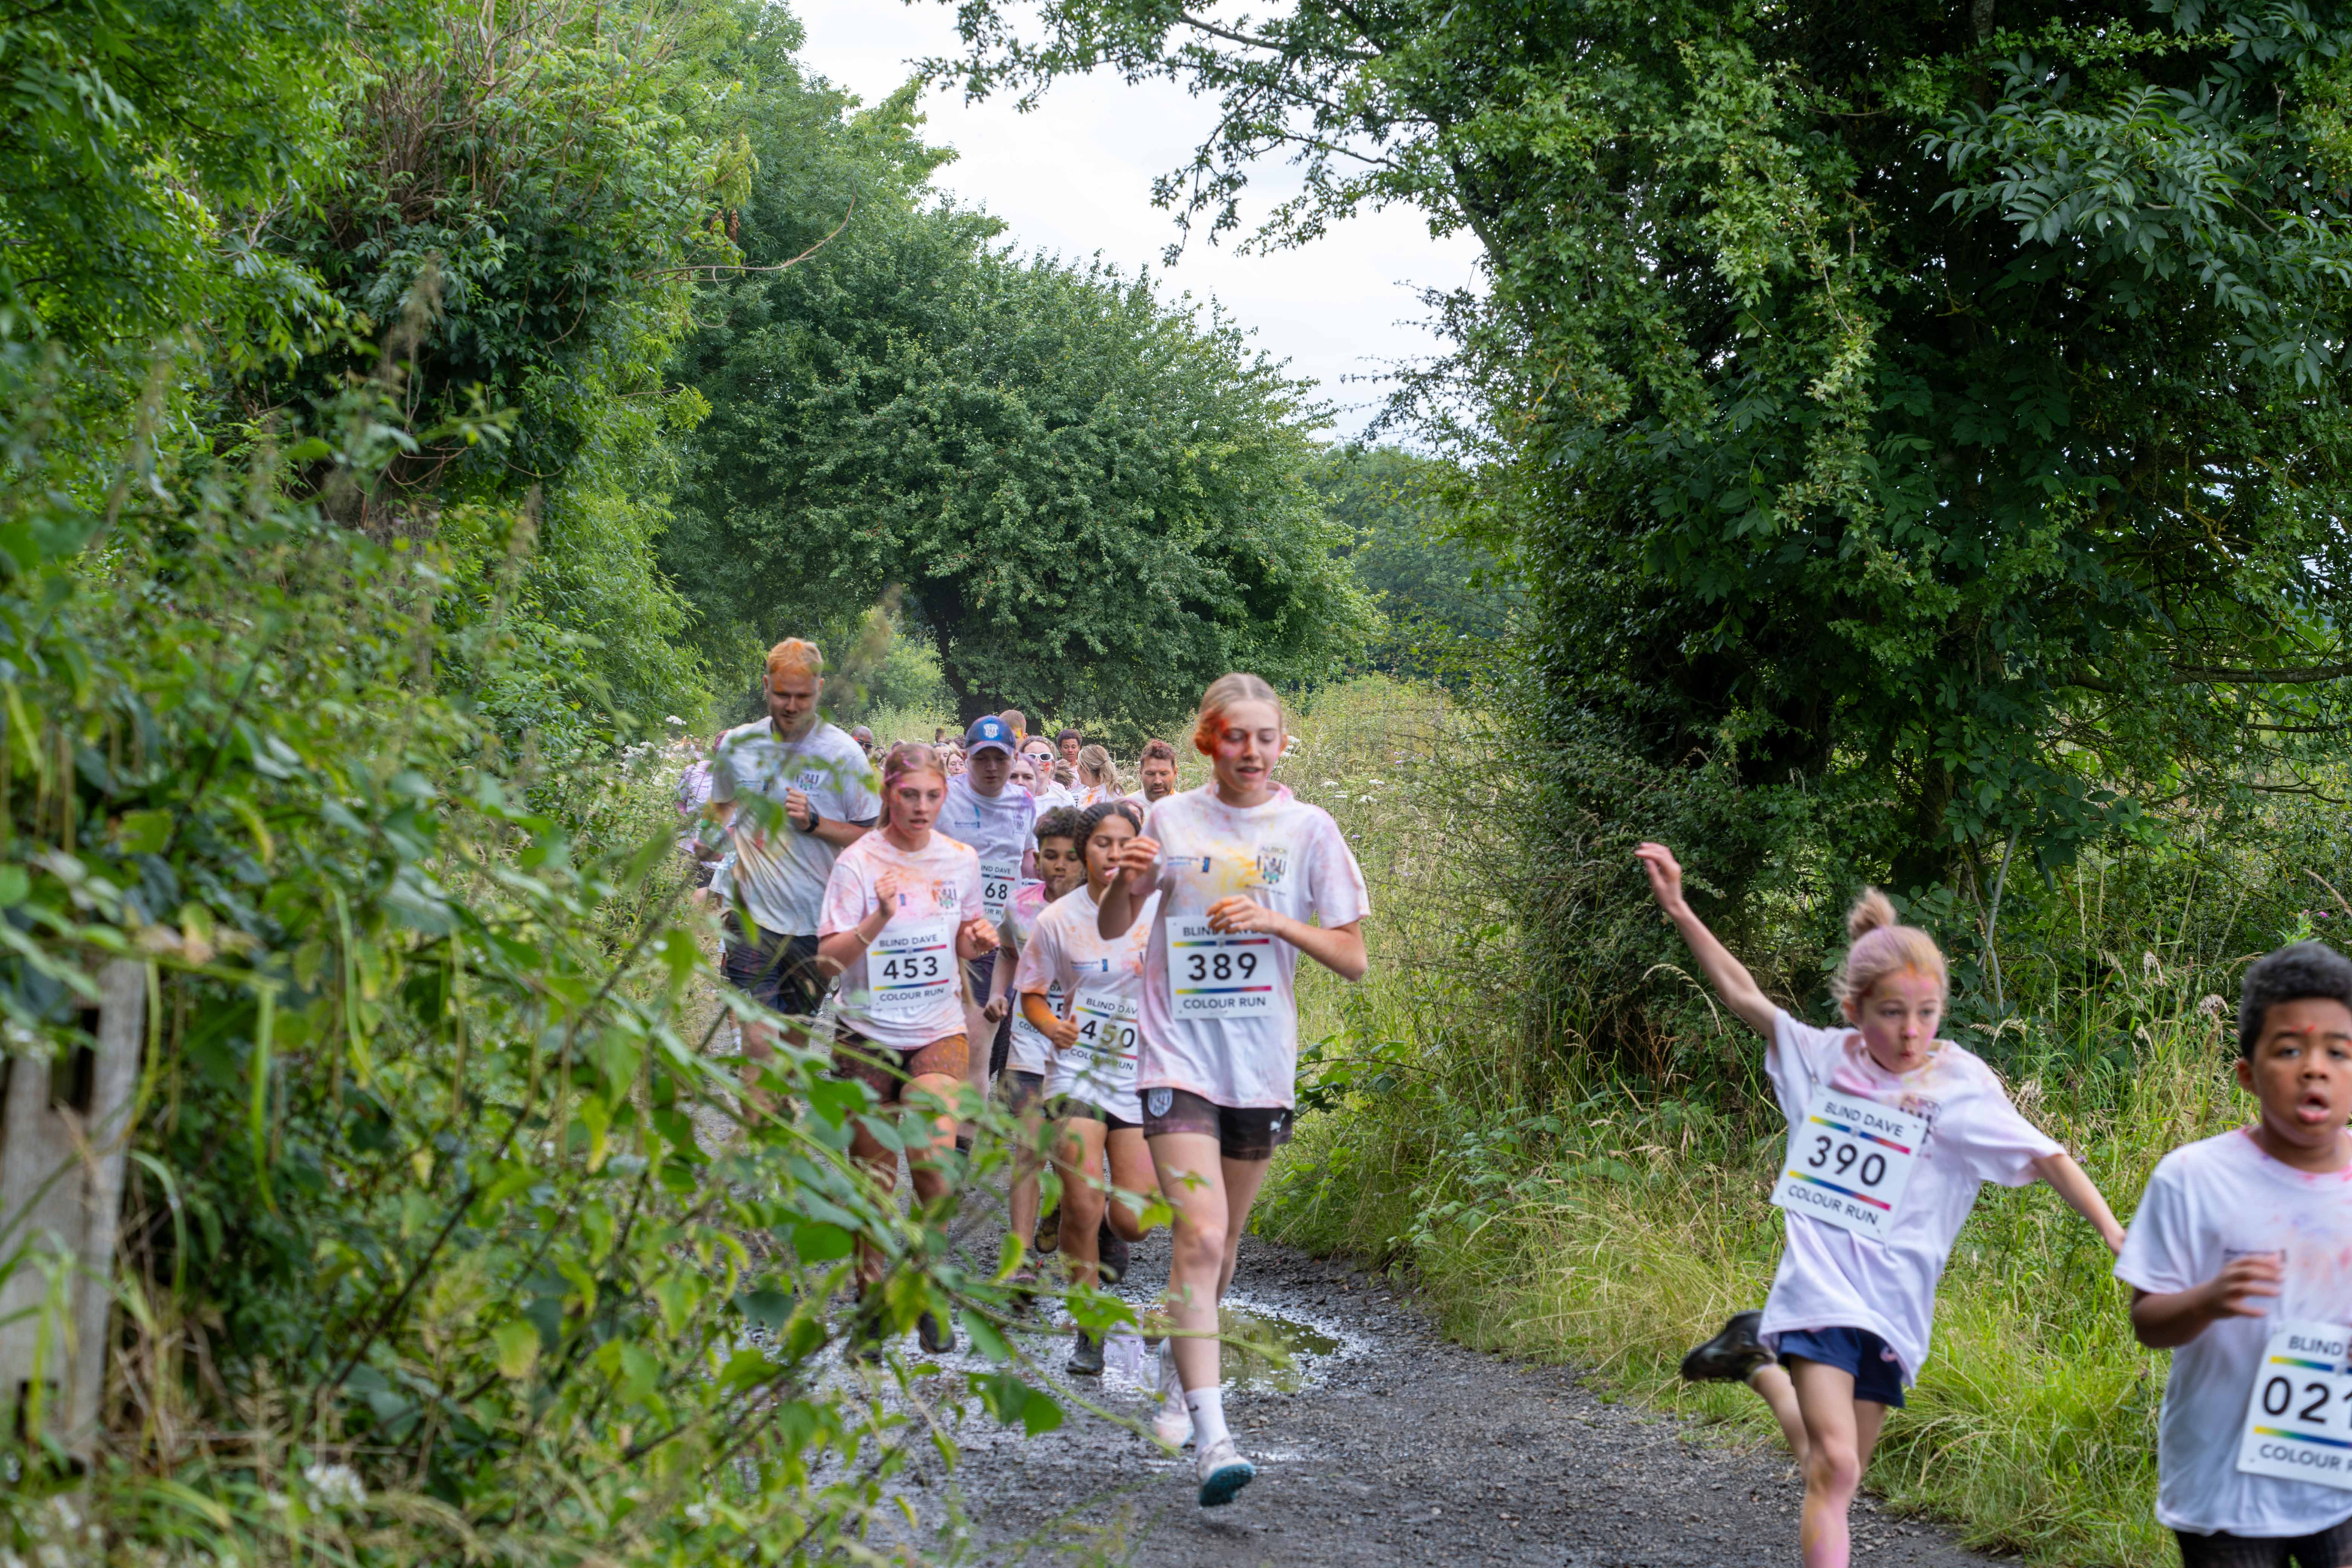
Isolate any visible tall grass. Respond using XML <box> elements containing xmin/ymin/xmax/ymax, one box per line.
<box><xmin>1258</xmin><ymin>675</ymin><xmax>2303</xmax><ymax>1567</ymax></box>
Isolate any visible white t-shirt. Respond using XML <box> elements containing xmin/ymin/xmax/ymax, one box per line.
<box><xmin>999</xmin><ymin>880</ymin><xmax>1061</xmax><ymax>1076</ymax></box>
<box><xmin>1132</xmin><ymin>786</ymin><xmax>1369</xmax><ymax>1109</ymax></box>
<box><xmin>2116</xmin><ymin>1130</ymin><xmax>2352</xmax><ymax>1537</ymax></box>
<box><xmin>1019</xmin><ymin>885</ymin><xmax>1156</xmax><ymax>1123</ymax></box>
<box><xmin>708</xmin><ymin>721</ymin><xmax>879</xmax><ymax>936</ymax></box>
<box><xmin>942</xmin><ymin>775</ymin><xmax>1036</xmax><ymax>918</ymax></box>
<box><xmin>1760</xmin><ymin>1012</ymin><xmax>2060</xmax><ymax>1383</ymax></box>
<box><xmin>816</xmin><ymin>830</ymin><xmax>981</xmax><ymax>1050</ymax></box>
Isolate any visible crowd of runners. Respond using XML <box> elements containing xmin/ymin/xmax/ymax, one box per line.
<box><xmin>679</xmin><ymin>636</ymin><xmax>2352</xmax><ymax>1567</ymax></box>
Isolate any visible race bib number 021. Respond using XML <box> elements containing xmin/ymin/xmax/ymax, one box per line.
<box><xmin>1163</xmin><ymin>918</ymin><xmax>1276</xmax><ymax>1019</ymax></box>
<box><xmin>1769</xmin><ymin>1086</ymin><xmax>1928</xmax><ymax>1242</ymax></box>
<box><xmin>869</xmin><ymin>916</ymin><xmax>955</xmax><ymax>1015</ymax></box>
<box><xmin>2239</xmin><ymin>1320</ymin><xmax>2352</xmax><ymax>1490</ymax></box>
<box><xmin>980</xmin><ymin>859</ymin><xmax>1019</xmax><ymax>921</ymax></box>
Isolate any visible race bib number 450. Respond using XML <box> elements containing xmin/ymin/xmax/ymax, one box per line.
<box><xmin>1770</xmin><ymin>1086</ymin><xmax>1927</xmax><ymax>1242</ymax></box>
<box><xmin>2239</xmin><ymin>1320</ymin><xmax>2352</xmax><ymax>1490</ymax></box>
<box><xmin>870</xmin><ymin>917</ymin><xmax>955</xmax><ymax>1014</ymax></box>
<box><xmin>1070</xmin><ymin>992</ymin><xmax>1140</xmax><ymax>1065</ymax></box>
<box><xmin>1163</xmin><ymin>918</ymin><xmax>1276</xmax><ymax>1019</ymax></box>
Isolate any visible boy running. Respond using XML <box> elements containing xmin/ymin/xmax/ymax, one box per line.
<box><xmin>1637</xmin><ymin>842</ymin><xmax>2123</xmax><ymax>1568</ymax></box>
<box><xmin>998</xmin><ymin>806</ymin><xmax>1087</xmax><ymax>1284</ymax></box>
<box><xmin>2118</xmin><ymin>941</ymin><xmax>2352</xmax><ymax>1568</ymax></box>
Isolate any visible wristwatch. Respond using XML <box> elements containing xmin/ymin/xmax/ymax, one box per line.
<box><xmin>801</xmin><ymin>808</ymin><xmax>823</xmax><ymax>835</ymax></box>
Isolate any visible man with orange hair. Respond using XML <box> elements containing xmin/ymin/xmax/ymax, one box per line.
<box><xmin>708</xmin><ymin>639</ymin><xmax>879</xmax><ymax>1076</ymax></box>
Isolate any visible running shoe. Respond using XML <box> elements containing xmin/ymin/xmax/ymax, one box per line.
<box><xmin>917</xmin><ymin>1310</ymin><xmax>956</xmax><ymax>1355</ymax></box>
<box><xmin>1151</xmin><ymin>1342</ymin><xmax>1192</xmax><ymax>1447</ymax></box>
<box><xmin>846</xmin><ymin>1319</ymin><xmax>888</xmax><ymax>1365</ymax></box>
<box><xmin>1680</xmin><ymin>1309</ymin><xmax>1771</xmax><ymax>1383</ymax></box>
<box><xmin>1097</xmin><ymin>1220</ymin><xmax>1130</xmax><ymax>1286</ymax></box>
<box><xmin>1033</xmin><ymin>1202</ymin><xmax>1060</xmax><ymax>1256</ymax></box>
<box><xmin>1195</xmin><ymin>1435</ymin><xmax>1255</xmax><ymax>1507</ymax></box>
<box><xmin>1066</xmin><ymin>1328</ymin><xmax>1105</xmax><ymax>1377</ymax></box>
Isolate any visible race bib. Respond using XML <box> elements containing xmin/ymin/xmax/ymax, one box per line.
<box><xmin>1069</xmin><ymin>990</ymin><xmax>1141</xmax><ymax>1067</ymax></box>
<box><xmin>868</xmin><ymin>916</ymin><xmax>955</xmax><ymax>1015</ymax></box>
<box><xmin>1163</xmin><ymin>918</ymin><xmax>1276</xmax><ymax>1018</ymax></box>
<box><xmin>1770</xmin><ymin>1086</ymin><xmax>1928</xmax><ymax>1242</ymax></box>
<box><xmin>2239</xmin><ymin>1320</ymin><xmax>2352</xmax><ymax>1490</ymax></box>
<box><xmin>980</xmin><ymin>859</ymin><xmax>1020</xmax><ymax>921</ymax></box>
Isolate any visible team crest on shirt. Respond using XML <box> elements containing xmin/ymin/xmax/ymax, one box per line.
<box><xmin>1254</xmin><ymin>843</ymin><xmax>1291</xmax><ymax>887</ymax></box>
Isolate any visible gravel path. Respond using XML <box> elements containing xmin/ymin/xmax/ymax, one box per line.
<box><xmin>890</xmin><ymin>1225</ymin><xmax>2007</xmax><ymax>1566</ymax></box>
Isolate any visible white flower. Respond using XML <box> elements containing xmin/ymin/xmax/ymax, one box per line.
<box><xmin>1321</xmin><ymin>779</ymin><xmax>1340</xmax><ymax>789</ymax></box>
<box><xmin>303</xmin><ymin>1463</ymin><xmax>366</xmax><ymax>1509</ymax></box>
<box><xmin>684</xmin><ymin>1501</ymin><xmax>714</xmax><ymax>1528</ymax></box>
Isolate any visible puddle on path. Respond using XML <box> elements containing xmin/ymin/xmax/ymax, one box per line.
<box><xmin>1218</xmin><ymin>1304</ymin><xmax>1343</xmax><ymax>1393</ymax></box>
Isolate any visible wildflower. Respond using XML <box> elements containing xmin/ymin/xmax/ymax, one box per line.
<box><xmin>303</xmin><ymin>1463</ymin><xmax>367</xmax><ymax>1509</ymax></box>
<box><xmin>684</xmin><ymin>1501</ymin><xmax>715</xmax><ymax>1528</ymax></box>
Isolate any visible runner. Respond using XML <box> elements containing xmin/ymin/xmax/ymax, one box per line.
<box><xmin>1020</xmin><ymin>798</ymin><xmax>1163</xmax><ymax>1375</ymax></box>
<box><xmin>1132</xmin><ymin>737</ymin><xmax>1179</xmax><ymax>807</ymax></box>
<box><xmin>1023</xmin><ymin>737</ymin><xmax>1076</xmax><ymax>810</ymax></box>
<box><xmin>1638</xmin><ymin>844</ymin><xmax>2124</xmax><ymax>1568</ymax></box>
<box><xmin>816</xmin><ymin>741</ymin><xmax>992</xmax><ymax>1355</ymax></box>
<box><xmin>1074</xmin><ymin>744</ymin><xmax>1122</xmax><ymax>808</ymax></box>
<box><xmin>942</xmin><ymin>715</ymin><xmax>1040</xmax><ymax>1129</ymax></box>
<box><xmin>2116</xmin><ymin>941</ymin><xmax>2352</xmax><ymax>1568</ymax></box>
<box><xmin>850</xmin><ymin>723</ymin><xmax>877</xmax><ymax>763</ymax></box>
<box><xmin>706</xmin><ymin>641</ymin><xmax>878</xmax><ymax>1097</ymax></box>
<box><xmin>998</xmin><ymin>804</ymin><xmax>1088</xmax><ymax>1285</ymax></box>
<box><xmin>1057</xmin><ymin>726</ymin><xmax>1084</xmax><ymax>773</ymax></box>
<box><xmin>675</xmin><ymin>729</ymin><xmax>724</xmax><ymax>903</ymax></box>
<box><xmin>1099</xmin><ymin>672</ymin><xmax>1370</xmax><ymax>1507</ymax></box>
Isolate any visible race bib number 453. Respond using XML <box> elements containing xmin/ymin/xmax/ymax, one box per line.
<box><xmin>2239</xmin><ymin>1320</ymin><xmax>2352</xmax><ymax>1490</ymax></box>
<box><xmin>1163</xmin><ymin>918</ymin><xmax>1276</xmax><ymax>1019</ymax></box>
<box><xmin>1770</xmin><ymin>1087</ymin><xmax>1928</xmax><ymax>1242</ymax></box>
<box><xmin>870</xmin><ymin>917</ymin><xmax>955</xmax><ymax>1014</ymax></box>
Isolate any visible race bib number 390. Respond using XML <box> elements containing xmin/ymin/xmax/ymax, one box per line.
<box><xmin>870</xmin><ymin>916</ymin><xmax>955</xmax><ymax>1014</ymax></box>
<box><xmin>1163</xmin><ymin>918</ymin><xmax>1276</xmax><ymax>1018</ymax></box>
<box><xmin>2240</xmin><ymin>1321</ymin><xmax>2352</xmax><ymax>1489</ymax></box>
<box><xmin>1769</xmin><ymin>1087</ymin><xmax>1928</xmax><ymax>1242</ymax></box>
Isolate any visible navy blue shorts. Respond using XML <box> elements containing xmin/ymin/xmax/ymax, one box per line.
<box><xmin>1777</xmin><ymin>1326</ymin><xmax>1906</xmax><ymax>1408</ymax></box>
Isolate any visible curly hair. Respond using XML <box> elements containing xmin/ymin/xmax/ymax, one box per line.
<box><xmin>1033</xmin><ymin>805</ymin><xmax>1085</xmax><ymax>849</ymax></box>
<box><xmin>2237</xmin><ymin>940</ymin><xmax>2352</xmax><ymax>1058</ymax></box>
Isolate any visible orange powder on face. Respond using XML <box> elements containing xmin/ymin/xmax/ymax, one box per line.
<box><xmin>1191</xmin><ymin>707</ymin><xmax>1225</xmax><ymax>758</ymax></box>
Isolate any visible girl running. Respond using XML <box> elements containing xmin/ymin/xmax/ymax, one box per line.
<box><xmin>1636</xmin><ymin>842</ymin><xmax>2123</xmax><ymax>1568</ymax></box>
<box><xmin>1100</xmin><ymin>673</ymin><xmax>1370</xmax><ymax>1507</ymax></box>
<box><xmin>997</xmin><ymin>807</ymin><xmax>1087</xmax><ymax>1286</ymax></box>
<box><xmin>816</xmin><ymin>742</ymin><xmax>997</xmax><ymax>1356</ymax></box>
<box><xmin>1075</xmin><ymin>744</ymin><xmax>1122</xmax><ymax>808</ymax></box>
<box><xmin>1018</xmin><ymin>799</ymin><xmax>1162</xmax><ymax>1374</ymax></box>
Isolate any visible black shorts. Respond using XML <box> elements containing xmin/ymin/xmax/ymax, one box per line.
<box><xmin>722</xmin><ymin>917</ymin><xmax>825</xmax><ymax>1017</ymax></box>
<box><xmin>1003</xmin><ymin>1069</ymin><xmax>1047</xmax><ymax>1115</ymax></box>
<box><xmin>1778</xmin><ymin>1326</ymin><xmax>1906</xmax><ymax>1409</ymax></box>
<box><xmin>2176</xmin><ymin>1517</ymin><xmax>2352</xmax><ymax>1568</ymax></box>
<box><xmin>1140</xmin><ymin>1086</ymin><xmax>1293</xmax><ymax>1161</ymax></box>
<box><xmin>1051</xmin><ymin>1095</ymin><xmax>1139</xmax><ymax>1132</ymax></box>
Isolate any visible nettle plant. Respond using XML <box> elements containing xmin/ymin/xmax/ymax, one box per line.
<box><xmin>0</xmin><ymin>356</ymin><xmax>1092</xmax><ymax>1566</ymax></box>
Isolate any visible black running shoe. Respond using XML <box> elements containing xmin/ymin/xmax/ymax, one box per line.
<box><xmin>918</xmin><ymin>1310</ymin><xmax>956</xmax><ymax>1355</ymax></box>
<box><xmin>1066</xmin><ymin>1328</ymin><xmax>1105</xmax><ymax>1377</ymax></box>
<box><xmin>1680</xmin><ymin>1309</ymin><xmax>1771</xmax><ymax>1383</ymax></box>
<box><xmin>1097</xmin><ymin>1221</ymin><xmax>1130</xmax><ymax>1287</ymax></box>
<box><xmin>1034</xmin><ymin>1203</ymin><xmax>1061</xmax><ymax>1256</ymax></box>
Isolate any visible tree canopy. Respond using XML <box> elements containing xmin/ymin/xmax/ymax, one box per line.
<box><xmin>934</xmin><ymin>0</ymin><xmax>2352</xmax><ymax>885</ymax></box>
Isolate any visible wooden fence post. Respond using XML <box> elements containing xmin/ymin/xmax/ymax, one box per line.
<box><xmin>0</xmin><ymin>958</ymin><xmax>143</xmax><ymax>1459</ymax></box>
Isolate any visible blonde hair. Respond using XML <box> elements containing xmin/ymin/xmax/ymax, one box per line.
<box><xmin>766</xmin><ymin>637</ymin><xmax>824</xmax><ymax>682</ymax></box>
<box><xmin>876</xmin><ymin>742</ymin><xmax>946</xmax><ymax>830</ymax></box>
<box><xmin>1832</xmin><ymin>888</ymin><xmax>1948</xmax><ymax>1008</ymax></box>
<box><xmin>1192</xmin><ymin>672</ymin><xmax>1285</xmax><ymax>756</ymax></box>
<box><xmin>1077</xmin><ymin>743</ymin><xmax>1119</xmax><ymax>790</ymax></box>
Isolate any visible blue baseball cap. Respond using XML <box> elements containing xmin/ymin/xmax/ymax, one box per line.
<box><xmin>963</xmin><ymin>715</ymin><xmax>1016</xmax><ymax>756</ymax></box>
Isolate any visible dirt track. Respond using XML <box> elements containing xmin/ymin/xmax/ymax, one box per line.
<box><xmin>886</xmin><ymin>1226</ymin><xmax>2006</xmax><ymax>1566</ymax></box>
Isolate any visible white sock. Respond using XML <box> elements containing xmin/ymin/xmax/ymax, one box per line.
<box><xmin>1185</xmin><ymin>1385</ymin><xmax>1230</xmax><ymax>1450</ymax></box>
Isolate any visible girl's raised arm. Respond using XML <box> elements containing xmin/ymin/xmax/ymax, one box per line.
<box><xmin>1635</xmin><ymin>842</ymin><xmax>1779</xmax><ymax>1038</ymax></box>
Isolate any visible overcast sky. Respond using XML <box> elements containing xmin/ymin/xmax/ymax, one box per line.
<box><xmin>788</xmin><ymin>0</ymin><xmax>1485</xmax><ymax>439</ymax></box>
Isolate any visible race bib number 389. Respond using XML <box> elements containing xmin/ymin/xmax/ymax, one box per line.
<box><xmin>1163</xmin><ymin>918</ymin><xmax>1276</xmax><ymax>1018</ymax></box>
<box><xmin>869</xmin><ymin>917</ymin><xmax>955</xmax><ymax>1014</ymax></box>
<box><xmin>2239</xmin><ymin>1320</ymin><xmax>2352</xmax><ymax>1490</ymax></box>
<box><xmin>1769</xmin><ymin>1086</ymin><xmax>1928</xmax><ymax>1242</ymax></box>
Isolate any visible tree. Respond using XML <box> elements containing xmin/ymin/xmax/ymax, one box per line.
<box><xmin>932</xmin><ymin>0</ymin><xmax>2352</xmax><ymax>888</ymax></box>
<box><xmin>1315</xmin><ymin>444</ymin><xmax>1510</xmax><ymax>675</ymax></box>
<box><xmin>669</xmin><ymin>142</ymin><xmax>1371</xmax><ymax>727</ymax></box>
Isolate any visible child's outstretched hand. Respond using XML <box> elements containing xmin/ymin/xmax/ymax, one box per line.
<box><xmin>1635</xmin><ymin>842</ymin><xmax>1689</xmax><ymax>916</ymax></box>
